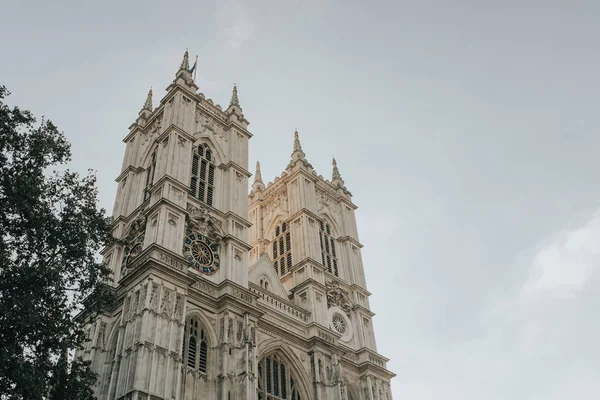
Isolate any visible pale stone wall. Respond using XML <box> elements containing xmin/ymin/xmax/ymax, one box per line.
<box><xmin>82</xmin><ymin>51</ymin><xmax>394</xmax><ymax>400</ymax></box>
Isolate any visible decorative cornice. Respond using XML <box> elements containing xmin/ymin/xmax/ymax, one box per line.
<box><xmin>337</xmin><ymin>236</ymin><xmax>363</xmax><ymax>248</ymax></box>
<box><xmin>218</xmin><ymin>160</ymin><xmax>252</xmax><ymax>178</ymax></box>
<box><xmin>155</xmin><ymin>123</ymin><xmax>196</xmax><ymax>145</ymax></box>
<box><xmin>114</xmin><ymin>166</ymin><xmax>144</xmax><ymax>183</ymax></box>
<box><xmin>286</xmin><ymin>208</ymin><xmax>322</xmax><ymax>225</ymax></box>
<box><xmin>222</xmin><ymin>211</ymin><xmax>252</xmax><ymax>228</ymax></box>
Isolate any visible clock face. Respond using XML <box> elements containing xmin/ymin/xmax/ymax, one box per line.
<box><xmin>184</xmin><ymin>233</ymin><xmax>220</xmax><ymax>275</ymax></box>
<box><xmin>121</xmin><ymin>234</ymin><xmax>145</xmax><ymax>271</ymax></box>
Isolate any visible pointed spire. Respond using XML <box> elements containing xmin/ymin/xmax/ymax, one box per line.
<box><xmin>230</xmin><ymin>83</ymin><xmax>240</xmax><ymax>107</ymax></box>
<box><xmin>252</xmin><ymin>160</ymin><xmax>265</xmax><ymax>193</ymax></box>
<box><xmin>293</xmin><ymin>130</ymin><xmax>303</xmax><ymax>153</ymax></box>
<box><xmin>332</xmin><ymin>157</ymin><xmax>341</xmax><ymax>180</ymax></box>
<box><xmin>332</xmin><ymin>156</ymin><xmax>346</xmax><ymax>189</ymax></box>
<box><xmin>180</xmin><ymin>49</ymin><xmax>190</xmax><ymax>71</ymax></box>
<box><xmin>254</xmin><ymin>161</ymin><xmax>263</xmax><ymax>184</ymax></box>
<box><xmin>143</xmin><ymin>88</ymin><xmax>153</xmax><ymax>111</ymax></box>
<box><xmin>287</xmin><ymin>129</ymin><xmax>313</xmax><ymax>170</ymax></box>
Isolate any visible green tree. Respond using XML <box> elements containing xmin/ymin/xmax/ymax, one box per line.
<box><xmin>0</xmin><ymin>85</ymin><xmax>114</xmax><ymax>399</ymax></box>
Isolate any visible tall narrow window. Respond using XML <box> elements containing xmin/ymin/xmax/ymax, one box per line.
<box><xmin>319</xmin><ymin>221</ymin><xmax>338</xmax><ymax>276</ymax></box>
<box><xmin>257</xmin><ymin>354</ymin><xmax>302</xmax><ymax>400</ymax></box>
<box><xmin>144</xmin><ymin>149</ymin><xmax>157</xmax><ymax>201</ymax></box>
<box><xmin>272</xmin><ymin>222</ymin><xmax>292</xmax><ymax>277</ymax></box>
<box><xmin>189</xmin><ymin>144</ymin><xmax>215</xmax><ymax>206</ymax></box>
<box><xmin>183</xmin><ymin>317</ymin><xmax>208</xmax><ymax>374</ymax></box>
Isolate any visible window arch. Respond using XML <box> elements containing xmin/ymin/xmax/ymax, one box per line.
<box><xmin>189</xmin><ymin>143</ymin><xmax>216</xmax><ymax>206</ymax></box>
<box><xmin>319</xmin><ymin>220</ymin><xmax>338</xmax><ymax>276</ymax></box>
<box><xmin>182</xmin><ymin>317</ymin><xmax>208</xmax><ymax>374</ymax></box>
<box><xmin>259</xmin><ymin>278</ymin><xmax>270</xmax><ymax>290</ymax></box>
<box><xmin>272</xmin><ymin>222</ymin><xmax>292</xmax><ymax>277</ymax></box>
<box><xmin>257</xmin><ymin>354</ymin><xmax>302</xmax><ymax>400</ymax></box>
<box><xmin>144</xmin><ymin>148</ymin><xmax>157</xmax><ymax>201</ymax></box>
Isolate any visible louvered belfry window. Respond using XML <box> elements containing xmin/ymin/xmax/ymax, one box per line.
<box><xmin>183</xmin><ymin>317</ymin><xmax>208</xmax><ymax>374</ymax></box>
<box><xmin>272</xmin><ymin>222</ymin><xmax>292</xmax><ymax>277</ymax></box>
<box><xmin>189</xmin><ymin>144</ymin><xmax>215</xmax><ymax>206</ymax></box>
<box><xmin>257</xmin><ymin>354</ymin><xmax>302</xmax><ymax>400</ymax></box>
<box><xmin>319</xmin><ymin>221</ymin><xmax>338</xmax><ymax>276</ymax></box>
<box><xmin>144</xmin><ymin>149</ymin><xmax>157</xmax><ymax>201</ymax></box>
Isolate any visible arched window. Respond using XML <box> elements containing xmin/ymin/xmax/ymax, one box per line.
<box><xmin>272</xmin><ymin>222</ymin><xmax>292</xmax><ymax>277</ymax></box>
<box><xmin>182</xmin><ymin>317</ymin><xmax>208</xmax><ymax>374</ymax></box>
<box><xmin>144</xmin><ymin>149</ymin><xmax>157</xmax><ymax>201</ymax></box>
<box><xmin>319</xmin><ymin>221</ymin><xmax>338</xmax><ymax>276</ymax></box>
<box><xmin>189</xmin><ymin>143</ymin><xmax>215</xmax><ymax>206</ymax></box>
<box><xmin>257</xmin><ymin>354</ymin><xmax>302</xmax><ymax>400</ymax></box>
<box><xmin>259</xmin><ymin>278</ymin><xmax>269</xmax><ymax>290</ymax></box>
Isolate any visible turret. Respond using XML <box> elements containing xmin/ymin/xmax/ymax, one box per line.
<box><xmin>287</xmin><ymin>130</ymin><xmax>313</xmax><ymax>170</ymax></box>
<box><xmin>225</xmin><ymin>83</ymin><xmax>248</xmax><ymax>127</ymax></box>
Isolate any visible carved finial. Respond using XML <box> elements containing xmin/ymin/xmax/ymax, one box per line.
<box><xmin>293</xmin><ymin>130</ymin><xmax>303</xmax><ymax>153</ymax></box>
<box><xmin>180</xmin><ymin>49</ymin><xmax>190</xmax><ymax>71</ymax></box>
<box><xmin>254</xmin><ymin>161</ymin><xmax>263</xmax><ymax>184</ymax></box>
<box><xmin>332</xmin><ymin>156</ymin><xmax>345</xmax><ymax>187</ymax></box>
<box><xmin>332</xmin><ymin>157</ymin><xmax>341</xmax><ymax>180</ymax></box>
<box><xmin>287</xmin><ymin>129</ymin><xmax>313</xmax><ymax>170</ymax></box>
<box><xmin>230</xmin><ymin>83</ymin><xmax>240</xmax><ymax>107</ymax></box>
<box><xmin>143</xmin><ymin>88</ymin><xmax>153</xmax><ymax>111</ymax></box>
<box><xmin>252</xmin><ymin>160</ymin><xmax>265</xmax><ymax>192</ymax></box>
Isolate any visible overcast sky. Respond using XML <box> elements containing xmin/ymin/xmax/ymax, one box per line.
<box><xmin>2</xmin><ymin>0</ymin><xmax>600</xmax><ymax>398</ymax></box>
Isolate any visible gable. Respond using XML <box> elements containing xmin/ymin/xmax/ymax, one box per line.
<box><xmin>248</xmin><ymin>253</ymin><xmax>288</xmax><ymax>298</ymax></box>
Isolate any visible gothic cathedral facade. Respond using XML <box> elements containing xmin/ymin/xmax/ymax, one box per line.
<box><xmin>79</xmin><ymin>51</ymin><xmax>395</xmax><ymax>400</ymax></box>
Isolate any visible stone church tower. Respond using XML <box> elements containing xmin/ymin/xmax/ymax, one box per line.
<box><xmin>79</xmin><ymin>50</ymin><xmax>395</xmax><ymax>400</ymax></box>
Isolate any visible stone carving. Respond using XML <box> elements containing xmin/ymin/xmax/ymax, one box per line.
<box><xmin>132</xmin><ymin>290</ymin><xmax>140</xmax><ymax>316</ymax></box>
<box><xmin>326</xmin><ymin>281</ymin><xmax>352</xmax><ymax>316</ymax></box>
<box><xmin>150</xmin><ymin>283</ymin><xmax>160</xmax><ymax>310</ymax></box>
<box><xmin>139</xmin><ymin>284</ymin><xmax>147</xmax><ymax>310</ymax></box>
<box><xmin>318</xmin><ymin>359</ymin><xmax>324</xmax><ymax>382</ymax></box>
<box><xmin>145</xmin><ymin>114</ymin><xmax>162</xmax><ymax>145</ymax></box>
<box><xmin>160</xmin><ymin>289</ymin><xmax>173</xmax><ymax>316</ymax></box>
<box><xmin>124</xmin><ymin>212</ymin><xmax>146</xmax><ymax>244</ymax></box>
<box><xmin>264</xmin><ymin>191</ymin><xmax>288</xmax><ymax>218</ymax></box>
<box><xmin>227</xmin><ymin>316</ymin><xmax>234</xmax><ymax>342</ymax></box>
<box><xmin>97</xmin><ymin>322</ymin><xmax>107</xmax><ymax>348</ymax></box>
<box><xmin>196</xmin><ymin>111</ymin><xmax>226</xmax><ymax>143</ymax></box>
<box><xmin>331</xmin><ymin>353</ymin><xmax>341</xmax><ymax>384</ymax></box>
<box><xmin>186</xmin><ymin>205</ymin><xmax>224</xmax><ymax>242</ymax></box>
<box><xmin>299</xmin><ymin>292</ymin><xmax>307</xmax><ymax>304</ymax></box>
<box><xmin>174</xmin><ymin>294</ymin><xmax>184</xmax><ymax>319</ymax></box>
<box><xmin>244</xmin><ymin>319</ymin><xmax>253</xmax><ymax>345</ymax></box>
<box><xmin>237</xmin><ymin>319</ymin><xmax>243</xmax><ymax>343</ymax></box>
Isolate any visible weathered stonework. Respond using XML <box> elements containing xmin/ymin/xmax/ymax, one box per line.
<box><xmin>81</xmin><ymin>50</ymin><xmax>394</xmax><ymax>400</ymax></box>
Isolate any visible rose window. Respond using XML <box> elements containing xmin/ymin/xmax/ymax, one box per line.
<box><xmin>332</xmin><ymin>313</ymin><xmax>347</xmax><ymax>334</ymax></box>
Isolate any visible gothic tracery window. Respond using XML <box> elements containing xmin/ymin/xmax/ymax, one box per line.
<box><xmin>257</xmin><ymin>354</ymin><xmax>302</xmax><ymax>400</ymax></box>
<box><xmin>182</xmin><ymin>317</ymin><xmax>208</xmax><ymax>374</ymax></box>
<box><xmin>144</xmin><ymin>149</ymin><xmax>157</xmax><ymax>201</ymax></box>
<box><xmin>272</xmin><ymin>222</ymin><xmax>292</xmax><ymax>277</ymax></box>
<box><xmin>319</xmin><ymin>221</ymin><xmax>338</xmax><ymax>276</ymax></box>
<box><xmin>189</xmin><ymin>143</ymin><xmax>215</xmax><ymax>206</ymax></box>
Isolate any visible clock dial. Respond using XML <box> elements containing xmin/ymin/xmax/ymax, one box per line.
<box><xmin>184</xmin><ymin>233</ymin><xmax>220</xmax><ymax>275</ymax></box>
<box><xmin>121</xmin><ymin>234</ymin><xmax>145</xmax><ymax>271</ymax></box>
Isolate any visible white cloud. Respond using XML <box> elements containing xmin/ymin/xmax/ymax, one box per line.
<box><xmin>522</xmin><ymin>210</ymin><xmax>600</xmax><ymax>300</ymax></box>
